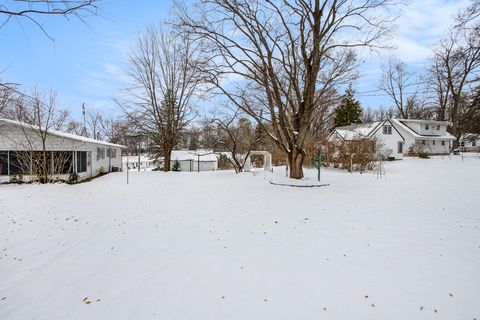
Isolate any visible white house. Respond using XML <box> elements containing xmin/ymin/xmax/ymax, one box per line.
<box><xmin>122</xmin><ymin>155</ymin><xmax>157</xmax><ymax>171</ymax></box>
<box><xmin>328</xmin><ymin>119</ymin><xmax>405</xmax><ymax>159</ymax></box>
<box><xmin>170</xmin><ymin>150</ymin><xmax>218</xmax><ymax>172</ymax></box>
<box><xmin>0</xmin><ymin>118</ymin><xmax>125</xmax><ymax>183</ymax></box>
<box><xmin>390</xmin><ymin>119</ymin><xmax>455</xmax><ymax>154</ymax></box>
<box><xmin>460</xmin><ymin>133</ymin><xmax>480</xmax><ymax>152</ymax></box>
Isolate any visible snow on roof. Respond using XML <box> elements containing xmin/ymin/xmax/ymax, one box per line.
<box><xmin>396</xmin><ymin>119</ymin><xmax>452</xmax><ymax>125</ymax></box>
<box><xmin>333</xmin><ymin>121</ymin><xmax>383</xmax><ymax>140</ymax></box>
<box><xmin>460</xmin><ymin>133</ymin><xmax>480</xmax><ymax>142</ymax></box>
<box><xmin>0</xmin><ymin>118</ymin><xmax>126</xmax><ymax>148</ymax></box>
<box><xmin>391</xmin><ymin>119</ymin><xmax>456</xmax><ymax>140</ymax></box>
<box><xmin>171</xmin><ymin>150</ymin><xmax>218</xmax><ymax>162</ymax></box>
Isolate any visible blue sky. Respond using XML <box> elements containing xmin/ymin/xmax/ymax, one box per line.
<box><xmin>0</xmin><ymin>0</ymin><xmax>471</xmax><ymax>120</ymax></box>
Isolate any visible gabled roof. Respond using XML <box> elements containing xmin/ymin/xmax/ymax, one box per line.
<box><xmin>0</xmin><ymin>118</ymin><xmax>126</xmax><ymax>148</ymax></box>
<box><xmin>331</xmin><ymin>121</ymin><xmax>384</xmax><ymax>140</ymax></box>
<box><xmin>460</xmin><ymin>133</ymin><xmax>480</xmax><ymax>142</ymax></box>
<box><xmin>390</xmin><ymin>119</ymin><xmax>456</xmax><ymax>140</ymax></box>
<box><xmin>396</xmin><ymin>119</ymin><xmax>452</xmax><ymax>125</ymax></box>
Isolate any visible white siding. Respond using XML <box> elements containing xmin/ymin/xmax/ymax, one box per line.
<box><xmin>415</xmin><ymin>139</ymin><xmax>451</xmax><ymax>154</ymax></box>
<box><xmin>0</xmin><ymin>122</ymin><xmax>122</xmax><ymax>182</ymax></box>
<box><xmin>371</xmin><ymin>123</ymin><xmax>404</xmax><ymax>159</ymax></box>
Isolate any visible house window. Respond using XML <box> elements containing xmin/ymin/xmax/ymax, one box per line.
<box><xmin>442</xmin><ymin>141</ymin><xmax>445</xmax><ymax>146</ymax></box>
<box><xmin>425</xmin><ymin>124</ymin><xmax>429</xmax><ymax>130</ymax></box>
<box><xmin>460</xmin><ymin>142</ymin><xmax>465</xmax><ymax>147</ymax></box>
<box><xmin>398</xmin><ymin>142</ymin><xmax>403</xmax><ymax>153</ymax></box>
<box><xmin>96</xmin><ymin>147</ymin><xmax>105</xmax><ymax>161</ymax></box>
<box><xmin>0</xmin><ymin>151</ymin><xmax>8</xmax><ymax>175</ymax></box>
<box><xmin>77</xmin><ymin>151</ymin><xmax>87</xmax><ymax>173</ymax></box>
<box><xmin>52</xmin><ymin>151</ymin><xmax>73</xmax><ymax>174</ymax></box>
<box><xmin>111</xmin><ymin>148</ymin><xmax>117</xmax><ymax>158</ymax></box>
<box><xmin>106</xmin><ymin>148</ymin><xmax>111</xmax><ymax>158</ymax></box>
<box><xmin>422</xmin><ymin>140</ymin><xmax>426</xmax><ymax>145</ymax></box>
<box><xmin>10</xmin><ymin>151</ymin><xmax>30</xmax><ymax>175</ymax></box>
<box><xmin>383</xmin><ymin>125</ymin><xmax>392</xmax><ymax>135</ymax></box>
<box><xmin>437</xmin><ymin>125</ymin><xmax>440</xmax><ymax>130</ymax></box>
<box><xmin>473</xmin><ymin>141</ymin><xmax>477</xmax><ymax>147</ymax></box>
<box><xmin>433</xmin><ymin>140</ymin><xmax>436</xmax><ymax>146</ymax></box>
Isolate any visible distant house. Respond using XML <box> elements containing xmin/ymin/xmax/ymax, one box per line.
<box><xmin>328</xmin><ymin>119</ymin><xmax>405</xmax><ymax>159</ymax></box>
<box><xmin>122</xmin><ymin>155</ymin><xmax>157</xmax><ymax>171</ymax></box>
<box><xmin>390</xmin><ymin>119</ymin><xmax>455</xmax><ymax>155</ymax></box>
<box><xmin>0</xmin><ymin>118</ymin><xmax>125</xmax><ymax>183</ymax></box>
<box><xmin>170</xmin><ymin>150</ymin><xmax>218</xmax><ymax>172</ymax></box>
<box><xmin>460</xmin><ymin>133</ymin><xmax>480</xmax><ymax>152</ymax></box>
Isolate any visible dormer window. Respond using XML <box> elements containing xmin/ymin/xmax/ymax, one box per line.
<box><xmin>383</xmin><ymin>125</ymin><xmax>392</xmax><ymax>135</ymax></box>
<box><xmin>425</xmin><ymin>124</ymin><xmax>429</xmax><ymax>130</ymax></box>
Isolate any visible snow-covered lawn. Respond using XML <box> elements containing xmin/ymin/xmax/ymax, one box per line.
<box><xmin>1</xmin><ymin>155</ymin><xmax>479</xmax><ymax>320</ymax></box>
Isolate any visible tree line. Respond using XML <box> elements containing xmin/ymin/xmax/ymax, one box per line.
<box><xmin>1</xmin><ymin>0</ymin><xmax>479</xmax><ymax>179</ymax></box>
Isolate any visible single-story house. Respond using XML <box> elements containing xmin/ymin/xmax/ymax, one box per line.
<box><xmin>390</xmin><ymin>119</ymin><xmax>455</xmax><ymax>154</ymax></box>
<box><xmin>328</xmin><ymin>119</ymin><xmax>405</xmax><ymax>159</ymax></box>
<box><xmin>0</xmin><ymin>118</ymin><xmax>125</xmax><ymax>183</ymax></box>
<box><xmin>460</xmin><ymin>133</ymin><xmax>480</xmax><ymax>152</ymax></box>
<box><xmin>170</xmin><ymin>150</ymin><xmax>218</xmax><ymax>172</ymax></box>
<box><xmin>122</xmin><ymin>155</ymin><xmax>158</xmax><ymax>171</ymax></box>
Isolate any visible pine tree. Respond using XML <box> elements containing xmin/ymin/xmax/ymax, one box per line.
<box><xmin>333</xmin><ymin>84</ymin><xmax>363</xmax><ymax>127</ymax></box>
<box><xmin>172</xmin><ymin>160</ymin><xmax>181</xmax><ymax>172</ymax></box>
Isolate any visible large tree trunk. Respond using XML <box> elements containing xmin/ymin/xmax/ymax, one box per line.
<box><xmin>163</xmin><ymin>148</ymin><xmax>172</xmax><ymax>172</ymax></box>
<box><xmin>287</xmin><ymin>150</ymin><xmax>304</xmax><ymax>179</ymax></box>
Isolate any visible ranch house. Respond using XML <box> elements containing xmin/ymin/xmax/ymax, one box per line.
<box><xmin>0</xmin><ymin>118</ymin><xmax>125</xmax><ymax>183</ymax></box>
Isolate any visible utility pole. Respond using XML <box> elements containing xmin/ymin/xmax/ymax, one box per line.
<box><xmin>138</xmin><ymin>139</ymin><xmax>141</xmax><ymax>172</ymax></box>
<box><xmin>82</xmin><ymin>103</ymin><xmax>87</xmax><ymax>137</ymax></box>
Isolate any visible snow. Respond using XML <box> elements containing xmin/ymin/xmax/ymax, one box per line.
<box><xmin>122</xmin><ymin>155</ymin><xmax>156</xmax><ymax>164</ymax></box>
<box><xmin>170</xmin><ymin>150</ymin><xmax>218</xmax><ymax>162</ymax></box>
<box><xmin>1</xmin><ymin>155</ymin><xmax>480</xmax><ymax>319</ymax></box>
<box><xmin>334</xmin><ymin>121</ymin><xmax>382</xmax><ymax>140</ymax></box>
<box><xmin>0</xmin><ymin>118</ymin><xmax>126</xmax><ymax>149</ymax></box>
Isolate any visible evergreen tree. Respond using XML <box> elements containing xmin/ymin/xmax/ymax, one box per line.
<box><xmin>333</xmin><ymin>84</ymin><xmax>363</xmax><ymax>127</ymax></box>
<box><xmin>172</xmin><ymin>160</ymin><xmax>181</xmax><ymax>172</ymax></box>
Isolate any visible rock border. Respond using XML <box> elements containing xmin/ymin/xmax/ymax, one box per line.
<box><xmin>269</xmin><ymin>180</ymin><xmax>330</xmax><ymax>188</ymax></box>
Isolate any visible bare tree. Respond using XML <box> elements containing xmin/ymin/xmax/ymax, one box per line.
<box><xmin>120</xmin><ymin>25</ymin><xmax>207</xmax><ymax>171</ymax></box>
<box><xmin>212</xmin><ymin>107</ymin><xmax>262</xmax><ymax>173</ymax></box>
<box><xmin>65</xmin><ymin>120</ymin><xmax>84</xmax><ymax>135</ymax></box>
<box><xmin>3</xmin><ymin>88</ymin><xmax>70</xmax><ymax>182</ymax></box>
<box><xmin>0</xmin><ymin>0</ymin><xmax>99</xmax><ymax>38</ymax></box>
<box><xmin>178</xmin><ymin>0</ymin><xmax>396</xmax><ymax>179</ymax></box>
<box><xmin>87</xmin><ymin>109</ymin><xmax>103</xmax><ymax>140</ymax></box>
<box><xmin>428</xmin><ymin>12</ymin><xmax>480</xmax><ymax>144</ymax></box>
<box><xmin>379</xmin><ymin>57</ymin><xmax>421</xmax><ymax>119</ymax></box>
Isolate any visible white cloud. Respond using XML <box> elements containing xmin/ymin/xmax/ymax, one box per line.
<box><xmin>391</xmin><ymin>0</ymin><xmax>470</xmax><ymax>62</ymax></box>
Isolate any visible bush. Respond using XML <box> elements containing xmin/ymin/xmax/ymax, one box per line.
<box><xmin>9</xmin><ymin>175</ymin><xmax>24</xmax><ymax>184</ymax></box>
<box><xmin>319</xmin><ymin>139</ymin><xmax>378</xmax><ymax>172</ymax></box>
<box><xmin>67</xmin><ymin>173</ymin><xmax>78</xmax><ymax>184</ymax></box>
<box><xmin>172</xmin><ymin>160</ymin><xmax>181</xmax><ymax>172</ymax></box>
<box><xmin>408</xmin><ymin>142</ymin><xmax>430</xmax><ymax>159</ymax></box>
<box><xmin>418</xmin><ymin>150</ymin><xmax>430</xmax><ymax>159</ymax></box>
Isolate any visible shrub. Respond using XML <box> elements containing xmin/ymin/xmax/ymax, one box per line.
<box><xmin>418</xmin><ymin>150</ymin><xmax>430</xmax><ymax>159</ymax></box>
<box><xmin>67</xmin><ymin>173</ymin><xmax>78</xmax><ymax>184</ymax></box>
<box><xmin>319</xmin><ymin>138</ymin><xmax>378</xmax><ymax>172</ymax></box>
<box><xmin>408</xmin><ymin>142</ymin><xmax>430</xmax><ymax>159</ymax></box>
<box><xmin>172</xmin><ymin>160</ymin><xmax>181</xmax><ymax>172</ymax></box>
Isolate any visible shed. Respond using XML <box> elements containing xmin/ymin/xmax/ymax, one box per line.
<box><xmin>170</xmin><ymin>150</ymin><xmax>218</xmax><ymax>172</ymax></box>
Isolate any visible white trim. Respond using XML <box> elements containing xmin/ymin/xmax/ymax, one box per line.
<box><xmin>0</xmin><ymin>118</ymin><xmax>126</xmax><ymax>149</ymax></box>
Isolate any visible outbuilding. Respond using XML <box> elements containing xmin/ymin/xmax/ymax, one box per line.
<box><xmin>0</xmin><ymin>118</ymin><xmax>125</xmax><ymax>183</ymax></box>
<box><xmin>170</xmin><ymin>150</ymin><xmax>218</xmax><ymax>172</ymax></box>
<box><xmin>460</xmin><ymin>133</ymin><xmax>480</xmax><ymax>152</ymax></box>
